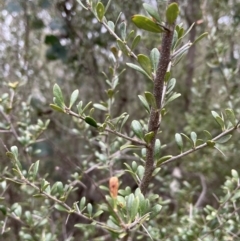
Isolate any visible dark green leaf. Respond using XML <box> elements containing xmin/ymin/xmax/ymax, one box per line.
<box><xmin>137</xmin><ymin>54</ymin><xmax>152</xmax><ymax>76</ymax></box>
<box><xmin>166</xmin><ymin>3</ymin><xmax>179</xmax><ymax>24</ymax></box>
<box><xmin>96</xmin><ymin>2</ymin><xmax>105</xmax><ymax>21</ymax></box>
<box><xmin>85</xmin><ymin>116</ymin><xmax>98</xmax><ymax>128</ymax></box>
<box><xmin>144</xmin><ymin>131</ymin><xmax>154</xmax><ymax>144</ymax></box>
<box><xmin>145</xmin><ymin>91</ymin><xmax>157</xmax><ymax>109</ymax></box>
<box><xmin>132</xmin><ymin>15</ymin><xmax>164</xmax><ymax>33</ymax></box>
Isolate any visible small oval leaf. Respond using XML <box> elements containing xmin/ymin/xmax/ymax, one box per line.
<box><xmin>132</xmin><ymin>15</ymin><xmax>164</xmax><ymax>33</ymax></box>
<box><xmin>85</xmin><ymin>116</ymin><xmax>98</xmax><ymax>128</ymax></box>
<box><xmin>166</xmin><ymin>3</ymin><xmax>179</xmax><ymax>24</ymax></box>
<box><xmin>96</xmin><ymin>2</ymin><xmax>105</xmax><ymax>21</ymax></box>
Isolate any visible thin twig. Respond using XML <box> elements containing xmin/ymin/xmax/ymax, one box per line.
<box><xmin>160</xmin><ymin>124</ymin><xmax>238</xmax><ymax>166</ymax></box>
<box><xmin>67</xmin><ymin>110</ymin><xmax>147</xmax><ymax>146</ymax></box>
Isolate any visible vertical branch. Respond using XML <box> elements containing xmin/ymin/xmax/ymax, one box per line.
<box><xmin>140</xmin><ymin>0</ymin><xmax>178</xmax><ymax>195</ymax></box>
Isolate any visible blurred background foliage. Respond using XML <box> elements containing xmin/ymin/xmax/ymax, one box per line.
<box><xmin>0</xmin><ymin>0</ymin><xmax>240</xmax><ymax>240</ymax></box>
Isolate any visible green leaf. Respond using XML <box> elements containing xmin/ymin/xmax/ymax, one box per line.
<box><xmin>203</xmin><ymin>130</ymin><xmax>212</xmax><ymax>139</ymax></box>
<box><xmin>107</xmin><ymin>21</ymin><xmax>115</xmax><ymax>31</ymax></box>
<box><xmin>225</xmin><ymin>108</ymin><xmax>236</xmax><ymax>126</ymax></box>
<box><xmin>119</xmin><ymin>21</ymin><xmax>127</xmax><ymax>41</ymax></box>
<box><xmin>137</xmin><ymin>165</ymin><xmax>145</xmax><ymax>180</ymax></box>
<box><xmin>180</xmin><ymin>133</ymin><xmax>192</xmax><ymax>144</ymax></box>
<box><xmin>117</xmin><ymin>40</ymin><xmax>129</xmax><ymax>56</ymax></box>
<box><xmin>96</xmin><ymin>2</ymin><xmax>105</xmax><ymax>21</ymax></box>
<box><xmin>54</xmin><ymin>204</ymin><xmax>68</xmax><ymax>212</ymax></box>
<box><xmin>215</xmin><ymin>134</ymin><xmax>232</xmax><ymax>144</ymax></box>
<box><xmin>11</xmin><ymin>146</ymin><xmax>18</xmax><ymax>159</ymax></box>
<box><xmin>93</xmin><ymin>103</ymin><xmax>108</xmax><ymax>111</ymax></box>
<box><xmin>126</xmin><ymin>63</ymin><xmax>152</xmax><ymax>80</ymax></box>
<box><xmin>120</xmin><ymin>144</ymin><xmax>140</xmax><ymax>151</ymax></box>
<box><xmin>53</xmin><ymin>84</ymin><xmax>65</xmax><ymax>109</ymax></box>
<box><xmin>166</xmin><ymin>3</ymin><xmax>179</xmax><ymax>24</ymax></box>
<box><xmin>32</xmin><ymin>160</ymin><xmax>39</xmax><ymax>180</ymax></box>
<box><xmin>143</xmin><ymin>3</ymin><xmax>161</xmax><ymax>22</ymax></box>
<box><xmin>154</xmin><ymin>139</ymin><xmax>161</xmax><ymax>159</ymax></box>
<box><xmin>231</xmin><ymin>169</ymin><xmax>239</xmax><ymax>179</ymax></box>
<box><xmin>126</xmin><ymin>30</ymin><xmax>135</xmax><ymax>41</ymax></box>
<box><xmin>137</xmin><ymin>54</ymin><xmax>152</xmax><ymax>76</ymax></box>
<box><xmin>150</xmin><ymin>48</ymin><xmax>160</xmax><ymax>73</ymax></box>
<box><xmin>175</xmin><ymin>133</ymin><xmax>183</xmax><ymax>152</ymax></box>
<box><xmin>130</xmin><ymin>196</ymin><xmax>139</xmax><ymax>222</ymax></box>
<box><xmin>165</xmin><ymin>92</ymin><xmax>181</xmax><ymax>105</ymax></box>
<box><xmin>126</xmin><ymin>194</ymin><xmax>135</xmax><ymax>222</ymax></box>
<box><xmin>131</xmin><ymin>15</ymin><xmax>164</xmax><ymax>33</ymax></box>
<box><xmin>69</xmin><ymin>89</ymin><xmax>79</xmax><ymax>109</ymax></box>
<box><xmin>93</xmin><ymin>210</ymin><xmax>104</xmax><ymax>218</ymax></box>
<box><xmin>87</xmin><ymin>203</ymin><xmax>92</xmax><ymax>216</ymax></box>
<box><xmin>211</xmin><ymin>111</ymin><xmax>225</xmax><ymax>130</ymax></box>
<box><xmin>120</xmin><ymin>114</ymin><xmax>129</xmax><ymax>131</ymax></box>
<box><xmin>190</xmin><ymin>132</ymin><xmax>197</xmax><ymax>147</ymax></box>
<box><xmin>166</xmin><ymin>78</ymin><xmax>176</xmax><ymax>94</ymax></box>
<box><xmin>50</xmin><ymin>104</ymin><xmax>64</xmax><ymax>113</ymax></box>
<box><xmin>131</xmin><ymin>120</ymin><xmax>144</xmax><ymax>139</ymax></box>
<box><xmin>156</xmin><ymin>155</ymin><xmax>173</xmax><ymax>166</ymax></box>
<box><xmin>193</xmin><ymin>32</ymin><xmax>208</xmax><ymax>45</ymax></box>
<box><xmin>131</xmin><ymin>161</ymin><xmax>138</xmax><ymax>172</ymax></box>
<box><xmin>79</xmin><ymin>197</ymin><xmax>86</xmax><ymax>211</ymax></box>
<box><xmin>150</xmin><ymin>204</ymin><xmax>162</xmax><ymax>218</ymax></box>
<box><xmin>138</xmin><ymin>95</ymin><xmax>150</xmax><ymax>113</ymax></box>
<box><xmin>145</xmin><ymin>91</ymin><xmax>157</xmax><ymax>109</ymax></box>
<box><xmin>85</xmin><ymin>116</ymin><xmax>98</xmax><ymax>128</ymax></box>
<box><xmin>131</xmin><ymin>35</ymin><xmax>141</xmax><ymax>50</ymax></box>
<box><xmin>164</xmin><ymin>71</ymin><xmax>171</xmax><ymax>82</ymax></box>
<box><xmin>144</xmin><ymin>131</ymin><xmax>154</xmax><ymax>144</ymax></box>
<box><xmin>214</xmin><ymin>146</ymin><xmax>226</xmax><ymax>157</ymax></box>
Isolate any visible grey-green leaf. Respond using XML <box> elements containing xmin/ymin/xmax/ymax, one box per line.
<box><xmin>131</xmin><ymin>120</ymin><xmax>144</xmax><ymax>139</ymax></box>
<box><xmin>126</xmin><ymin>63</ymin><xmax>152</xmax><ymax>80</ymax></box>
<box><xmin>69</xmin><ymin>89</ymin><xmax>79</xmax><ymax>109</ymax></box>
<box><xmin>175</xmin><ymin>133</ymin><xmax>183</xmax><ymax>152</ymax></box>
<box><xmin>143</xmin><ymin>3</ymin><xmax>161</xmax><ymax>22</ymax></box>
<box><xmin>150</xmin><ymin>48</ymin><xmax>160</xmax><ymax>74</ymax></box>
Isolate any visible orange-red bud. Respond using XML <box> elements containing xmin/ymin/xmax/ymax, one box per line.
<box><xmin>109</xmin><ymin>176</ymin><xmax>119</xmax><ymax>198</ymax></box>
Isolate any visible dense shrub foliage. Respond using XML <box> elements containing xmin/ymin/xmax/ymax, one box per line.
<box><xmin>0</xmin><ymin>0</ymin><xmax>240</xmax><ymax>240</ymax></box>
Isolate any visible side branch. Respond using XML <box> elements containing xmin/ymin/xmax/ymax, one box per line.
<box><xmin>160</xmin><ymin>125</ymin><xmax>239</xmax><ymax>166</ymax></box>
